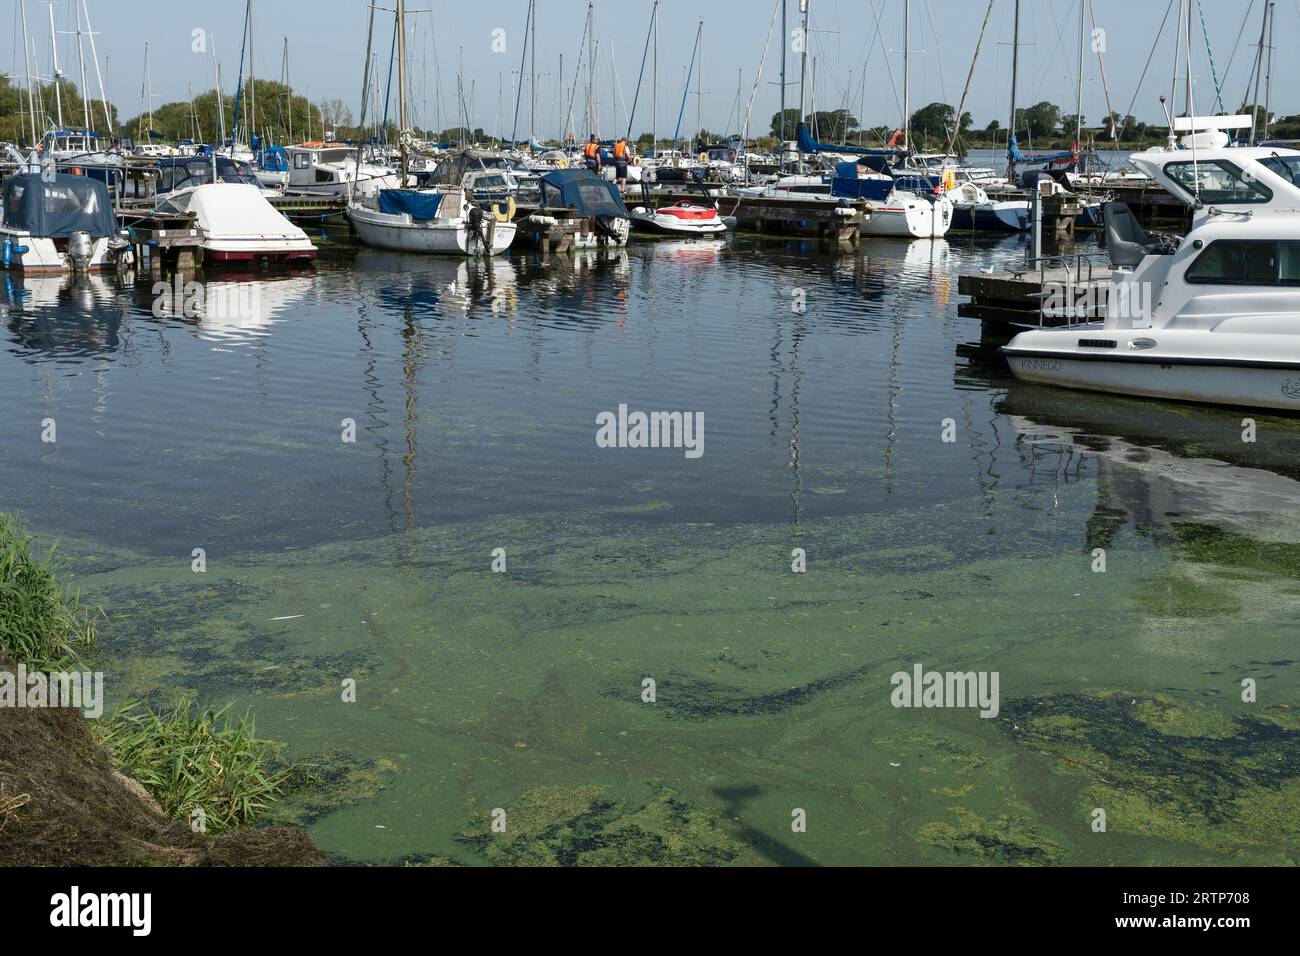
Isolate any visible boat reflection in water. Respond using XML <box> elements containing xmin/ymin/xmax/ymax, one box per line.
<box><xmin>997</xmin><ymin>381</ymin><xmax>1300</xmax><ymax>547</ymax></box>
<box><xmin>2</xmin><ymin>272</ymin><xmax>129</xmax><ymax>356</ymax></box>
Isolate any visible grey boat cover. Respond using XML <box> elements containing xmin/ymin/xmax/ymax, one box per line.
<box><xmin>1</xmin><ymin>173</ymin><xmax>116</xmax><ymax>239</ymax></box>
<box><xmin>539</xmin><ymin>169</ymin><xmax>630</xmax><ymax>218</ymax></box>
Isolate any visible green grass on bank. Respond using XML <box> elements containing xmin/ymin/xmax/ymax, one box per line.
<box><xmin>91</xmin><ymin>701</ymin><xmax>292</xmax><ymax>833</ymax></box>
<box><xmin>1</xmin><ymin>512</ymin><xmax>292</xmax><ymax>835</ymax></box>
<box><xmin>0</xmin><ymin>513</ymin><xmax>99</xmax><ymax>670</ymax></box>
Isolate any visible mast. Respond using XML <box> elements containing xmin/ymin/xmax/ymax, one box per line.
<box><xmin>397</xmin><ymin>0</ymin><xmax>407</xmax><ymax>183</ymax></box>
<box><xmin>652</xmin><ymin>6</ymin><xmax>658</xmax><ymax>152</ymax></box>
<box><xmin>74</xmin><ymin>3</ymin><xmax>90</xmax><ymax>131</ymax></box>
<box><xmin>586</xmin><ymin>3</ymin><xmax>595</xmax><ymax>135</ymax></box>
<box><xmin>798</xmin><ymin>0</ymin><xmax>809</xmax><ymax>158</ymax></box>
<box><xmin>81</xmin><ymin>1</ymin><xmax>112</xmax><ymax>135</ymax></box>
<box><xmin>902</xmin><ymin>0</ymin><xmax>910</xmax><ymax>151</ymax></box>
<box><xmin>1006</xmin><ymin>0</ymin><xmax>1019</xmax><ymax>181</ymax></box>
<box><xmin>20</xmin><ymin>0</ymin><xmax>37</xmax><ymax>146</ymax></box>
<box><xmin>213</xmin><ymin>37</ymin><xmax>227</xmax><ymax>145</ymax></box>
<box><xmin>1264</xmin><ymin>0</ymin><xmax>1275</xmax><ymax>141</ymax></box>
<box><xmin>1073</xmin><ymin>0</ymin><xmax>1084</xmax><ymax>148</ymax></box>
<box><xmin>48</xmin><ymin>1</ymin><xmax>64</xmax><ymax>129</ymax></box>
<box><xmin>248</xmin><ymin>0</ymin><xmax>257</xmax><ymax>146</ymax></box>
<box><xmin>626</xmin><ymin>1</ymin><xmax>658</xmax><ymax>143</ymax></box>
<box><xmin>530</xmin><ymin>0</ymin><xmax>537</xmax><ymax>145</ymax></box>
<box><xmin>779</xmin><ymin>0</ymin><xmax>786</xmax><ymax>145</ymax></box>
<box><xmin>511</xmin><ymin>0</ymin><xmax>531</xmax><ymax>145</ymax></box>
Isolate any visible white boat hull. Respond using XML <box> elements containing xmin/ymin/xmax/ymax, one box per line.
<box><xmin>861</xmin><ymin>195</ymin><xmax>953</xmax><ymax>238</ymax></box>
<box><xmin>1</xmin><ymin>231</ymin><xmax>121</xmax><ymax>274</ymax></box>
<box><xmin>1003</xmin><ymin>328</ymin><xmax>1300</xmax><ymax>412</ymax></box>
<box><xmin>348</xmin><ymin>204</ymin><xmax>517</xmax><ymax>256</ymax></box>
<box><xmin>629</xmin><ymin>207</ymin><xmax>727</xmax><ymax>236</ymax></box>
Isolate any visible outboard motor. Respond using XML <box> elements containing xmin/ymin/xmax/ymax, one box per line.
<box><xmin>67</xmin><ymin>230</ymin><xmax>94</xmax><ymax>272</ymax></box>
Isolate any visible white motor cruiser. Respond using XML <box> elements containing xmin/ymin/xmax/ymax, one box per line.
<box><xmin>1003</xmin><ymin>144</ymin><xmax>1300</xmax><ymax>412</ymax></box>
<box><xmin>283</xmin><ymin>143</ymin><xmax>401</xmax><ymax>198</ymax></box>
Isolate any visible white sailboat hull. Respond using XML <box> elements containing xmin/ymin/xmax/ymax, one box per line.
<box><xmin>861</xmin><ymin>195</ymin><xmax>953</xmax><ymax>238</ymax></box>
<box><xmin>348</xmin><ymin>204</ymin><xmax>517</xmax><ymax>256</ymax></box>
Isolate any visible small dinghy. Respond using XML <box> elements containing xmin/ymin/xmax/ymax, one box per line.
<box><xmin>630</xmin><ymin>201</ymin><xmax>728</xmax><ymax>236</ymax></box>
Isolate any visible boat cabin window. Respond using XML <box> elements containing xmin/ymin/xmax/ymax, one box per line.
<box><xmin>294</xmin><ymin>153</ymin><xmax>311</xmax><ymax>170</ymax></box>
<box><xmin>1185</xmin><ymin>240</ymin><xmax>1300</xmax><ymax>285</ymax></box>
<box><xmin>1258</xmin><ymin>155</ymin><xmax>1300</xmax><ymax>186</ymax></box>
<box><xmin>1163</xmin><ymin>160</ymin><xmax>1272</xmax><ymax>204</ymax></box>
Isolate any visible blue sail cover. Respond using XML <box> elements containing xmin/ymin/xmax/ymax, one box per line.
<box><xmin>538</xmin><ymin>169</ymin><xmax>629</xmax><ymax>218</ymax></box>
<box><xmin>1</xmin><ymin>173</ymin><xmax>116</xmax><ymax>238</ymax></box>
<box><xmin>1007</xmin><ymin>135</ymin><xmax>1078</xmax><ymax>166</ymax></box>
<box><xmin>797</xmin><ymin>123</ymin><xmax>897</xmax><ymax>158</ymax></box>
<box><xmin>379</xmin><ymin>190</ymin><xmax>446</xmax><ymax>221</ymax></box>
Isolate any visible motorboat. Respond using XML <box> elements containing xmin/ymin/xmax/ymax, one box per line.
<box><xmin>347</xmin><ymin>186</ymin><xmax>517</xmax><ymax>256</ymax></box>
<box><xmin>155</xmin><ymin>183</ymin><xmax>317</xmax><ymax>263</ymax></box>
<box><xmin>283</xmin><ymin>143</ymin><xmax>400</xmax><ymax>198</ymax></box>
<box><xmin>42</xmin><ymin>127</ymin><xmax>127</xmax><ymax>189</ymax></box>
<box><xmin>1</xmin><ymin>170</ymin><xmax>131</xmax><ymax>273</ymax></box>
<box><xmin>629</xmin><ymin>200</ymin><xmax>728</xmax><ymax>237</ymax></box>
<box><xmin>150</xmin><ymin>155</ymin><xmax>267</xmax><ymax>198</ymax></box>
<box><xmin>517</xmin><ymin>169</ymin><xmax>631</xmax><ymax>249</ymax></box>
<box><xmin>1003</xmin><ymin>145</ymin><xmax>1300</xmax><ymax>412</ymax></box>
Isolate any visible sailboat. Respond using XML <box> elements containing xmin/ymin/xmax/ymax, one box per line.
<box><xmin>346</xmin><ymin>0</ymin><xmax>516</xmax><ymax>255</ymax></box>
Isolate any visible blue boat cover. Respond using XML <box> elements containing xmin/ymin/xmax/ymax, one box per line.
<box><xmin>379</xmin><ymin>190</ymin><xmax>445</xmax><ymax>221</ymax></box>
<box><xmin>0</xmin><ymin>173</ymin><xmax>116</xmax><ymax>238</ymax></box>
<box><xmin>538</xmin><ymin>169</ymin><xmax>629</xmax><ymax>218</ymax></box>
<box><xmin>830</xmin><ymin>159</ymin><xmax>894</xmax><ymax>202</ymax></box>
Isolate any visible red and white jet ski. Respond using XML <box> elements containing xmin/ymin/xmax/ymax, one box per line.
<box><xmin>629</xmin><ymin>200</ymin><xmax>728</xmax><ymax>236</ymax></box>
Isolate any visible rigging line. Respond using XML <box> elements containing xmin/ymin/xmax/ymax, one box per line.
<box><xmin>1194</xmin><ymin>0</ymin><xmax>1225</xmax><ymax>113</ymax></box>
<box><xmin>740</xmin><ymin>0</ymin><xmax>780</xmax><ymax>141</ymax></box>
<box><xmin>1118</xmin><ymin>0</ymin><xmax>1176</xmax><ymax>142</ymax></box>
<box><xmin>868</xmin><ymin>0</ymin><xmax>901</xmax><ymax>130</ymax></box>
<box><xmin>1219</xmin><ymin>0</ymin><xmax>1257</xmax><ymax>89</ymax></box>
<box><xmin>945</xmin><ymin>0</ymin><xmax>995</xmax><ymax>157</ymax></box>
<box><xmin>921</xmin><ymin>0</ymin><xmax>947</xmax><ymax>106</ymax></box>
<box><xmin>1088</xmin><ymin>0</ymin><xmax>1119</xmax><ymax>145</ymax></box>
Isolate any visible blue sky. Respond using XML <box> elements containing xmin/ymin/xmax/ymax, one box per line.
<box><xmin>7</xmin><ymin>0</ymin><xmax>1295</xmax><ymax>136</ymax></box>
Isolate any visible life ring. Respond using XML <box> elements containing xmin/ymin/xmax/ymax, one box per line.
<box><xmin>494</xmin><ymin>196</ymin><xmax>516</xmax><ymax>223</ymax></box>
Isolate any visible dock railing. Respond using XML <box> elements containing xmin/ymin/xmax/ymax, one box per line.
<box><xmin>1020</xmin><ymin>252</ymin><xmax>1113</xmax><ymax>328</ymax></box>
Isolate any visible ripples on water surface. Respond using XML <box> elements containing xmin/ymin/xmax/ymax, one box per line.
<box><xmin>3</xmin><ymin>231</ymin><xmax>1299</xmax><ymax>866</ymax></box>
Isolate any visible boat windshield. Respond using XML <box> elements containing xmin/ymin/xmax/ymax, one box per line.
<box><xmin>1258</xmin><ymin>155</ymin><xmax>1300</xmax><ymax>186</ymax></box>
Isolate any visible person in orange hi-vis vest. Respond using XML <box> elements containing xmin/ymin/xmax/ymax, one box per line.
<box><xmin>584</xmin><ymin>135</ymin><xmax>602</xmax><ymax>173</ymax></box>
<box><xmin>612</xmin><ymin>138</ymin><xmax>633</xmax><ymax>187</ymax></box>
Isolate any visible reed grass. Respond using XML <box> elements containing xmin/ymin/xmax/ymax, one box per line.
<box><xmin>0</xmin><ymin>513</ymin><xmax>99</xmax><ymax>670</ymax></box>
<box><xmin>92</xmin><ymin>700</ymin><xmax>292</xmax><ymax>833</ymax></box>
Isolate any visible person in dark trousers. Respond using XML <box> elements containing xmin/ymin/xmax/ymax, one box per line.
<box><xmin>613</xmin><ymin>137</ymin><xmax>632</xmax><ymax>187</ymax></box>
<box><xmin>584</xmin><ymin>135</ymin><xmax>602</xmax><ymax>173</ymax></box>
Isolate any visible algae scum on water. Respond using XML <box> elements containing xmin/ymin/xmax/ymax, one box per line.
<box><xmin>66</xmin><ymin>492</ymin><xmax>1300</xmax><ymax>866</ymax></box>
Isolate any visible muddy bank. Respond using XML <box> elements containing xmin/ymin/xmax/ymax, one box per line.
<box><xmin>0</xmin><ymin>649</ymin><xmax>325</xmax><ymax>867</ymax></box>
